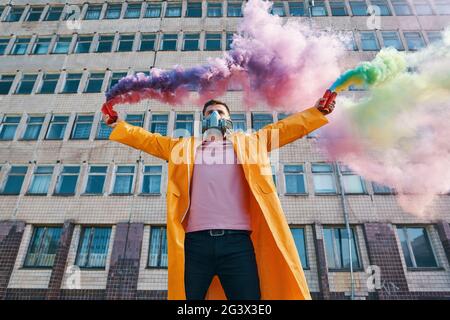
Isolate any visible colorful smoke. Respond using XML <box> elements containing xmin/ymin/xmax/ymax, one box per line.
<box><xmin>103</xmin><ymin>0</ymin><xmax>346</xmax><ymax>112</ymax></box>
<box><xmin>320</xmin><ymin>29</ymin><xmax>450</xmax><ymax>217</ymax></box>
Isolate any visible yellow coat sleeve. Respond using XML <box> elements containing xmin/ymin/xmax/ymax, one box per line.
<box><xmin>108</xmin><ymin>120</ymin><xmax>174</xmax><ymax>161</ymax></box>
<box><xmin>256</xmin><ymin>107</ymin><xmax>329</xmax><ymax>152</ymax></box>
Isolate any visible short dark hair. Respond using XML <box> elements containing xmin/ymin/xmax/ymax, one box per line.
<box><xmin>202</xmin><ymin>99</ymin><xmax>230</xmax><ymax>116</ymax></box>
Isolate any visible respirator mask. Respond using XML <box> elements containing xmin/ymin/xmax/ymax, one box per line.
<box><xmin>202</xmin><ymin>110</ymin><xmax>233</xmax><ymax>135</ymax></box>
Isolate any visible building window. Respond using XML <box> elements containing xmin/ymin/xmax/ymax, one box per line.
<box><xmin>311</xmin><ymin>1</ymin><xmax>328</xmax><ymax>16</ymax></box>
<box><xmin>360</xmin><ymin>31</ymin><xmax>380</xmax><ymax>51</ymax></box>
<box><xmin>97</xmin><ymin>119</ymin><xmax>114</xmax><ymax>140</ymax></box>
<box><xmin>45</xmin><ymin>6</ymin><xmax>64</xmax><ymax>21</ymax></box>
<box><xmin>38</xmin><ymin>74</ymin><xmax>59</xmax><ymax>94</ymax></box>
<box><xmin>15</xmin><ymin>74</ymin><xmax>37</xmax><ymax>94</ymax></box>
<box><xmin>183</xmin><ymin>33</ymin><xmax>200</xmax><ymax>51</ymax></box>
<box><xmin>228</xmin><ymin>2</ymin><xmax>243</xmax><ymax>17</ymax></box>
<box><xmin>61</xmin><ymin>73</ymin><xmax>82</xmax><ymax>93</ymax></box>
<box><xmin>0</xmin><ymin>38</ymin><xmax>10</xmax><ymax>55</ymax></box>
<box><xmin>370</xmin><ymin>0</ymin><xmax>392</xmax><ymax>15</ymax></box>
<box><xmin>124</xmin><ymin>3</ymin><xmax>142</xmax><ymax>19</ymax></box>
<box><xmin>11</xmin><ymin>37</ymin><xmax>30</xmax><ymax>55</ymax></box>
<box><xmin>117</xmin><ymin>34</ymin><xmax>135</xmax><ymax>52</ymax></box>
<box><xmin>26</xmin><ymin>6</ymin><xmax>44</xmax><ymax>21</ymax></box>
<box><xmin>27</xmin><ymin>166</ymin><xmax>54</xmax><ymax>195</ymax></box>
<box><xmin>290</xmin><ymin>227</ymin><xmax>308</xmax><ymax>268</ymax></box>
<box><xmin>150</xmin><ymin>114</ymin><xmax>169</xmax><ymax>136</ymax></box>
<box><xmin>148</xmin><ymin>226</ymin><xmax>168</xmax><ymax>268</ymax></box>
<box><xmin>54</xmin><ymin>166</ymin><xmax>80</xmax><ymax>195</ymax></box>
<box><xmin>84</xmin><ymin>165</ymin><xmax>108</xmax><ymax>194</ymax></box>
<box><xmin>160</xmin><ymin>34</ymin><xmax>178</xmax><ymax>51</ymax></box>
<box><xmin>46</xmin><ymin>115</ymin><xmax>69</xmax><ymax>140</ymax></box>
<box><xmin>339</xmin><ymin>165</ymin><xmax>366</xmax><ymax>194</ymax></box>
<box><xmin>252</xmin><ymin>113</ymin><xmax>273</xmax><ymax>131</ymax></box>
<box><xmin>397</xmin><ymin>226</ymin><xmax>438</xmax><ymax>268</ymax></box>
<box><xmin>165</xmin><ymin>2</ymin><xmax>182</xmax><ymax>17</ymax></box>
<box><xmin>426</xmin><ymin>31</ymin><xmax>443</xmax><ymax>44</ymax></box>
<box><xmin>23</xmin><ymin>116</ymin><xmax>45</xmax><ymax>140</ymax></box>
<box><xmin>271</xmin><ymin>2</ymin><xmax>286</xmax><ymax>16</ymax></box>
<box><xmin>434</xmin><ymin>0</ymin><xmax>450</xmax><ymax>14</ymax></box>
<box><xmin>404</xmin><ymin>31</ymin><xmax>425</xmax><ymax>50</ymax></box>
<box><xmin>5</xmin><ymin>7</ymin><xmax>24</xmax><ymax>22</ymax></box>
<box><xmin>122</xmin><ymin>115</ymin><xmax>142</xmax><ymax>128</ymax></box>
<box><xmin>349</xmin><ymin>1</ymin><xmax>368</xmax><ymax>15</ymax></box>
<box><xmin>413</xmin><ymin>0</ymin><xmax>433</xmax><ymax>14</ymax></box>
<box><xmin>186</xmin><ymin>1</ymin><xmax>202</xmax><ymax>17</ymax></box>
<box><xmin>312</xmin><ymin>163</ymin><xmax>336</xmax><ymax>194</ymax></box>
<box><xmin>105</xmin><ymin>3</ymin><xmax>122</xmax><ymax>19</ymax></box>
<box><xmin>76</xmin><ymin>227</ymin><xmax>111</xmax><ymax>268</ymax></box>
<box><xmin>1</xmin><ymin>166</ymin><xmax>27</xmax><ymax>195</ymax></box>
<box><xmin>381</xmin><ymin>31</ymin><xmax>404</xmax><ymax>50</ymax></box>
<box><xmin>205</xmin><ymin>33</ymin><xmax>222</xmax><ymax>51</ymax></box>
<box><xmin>230</xmin><ymin>113</ymin><xmax>247</xmax><ymax>131</ymax></box>
<box><xmin>52</xmin><ymin>36</ymin><xmax>72</xmax><ymax>54</ymax></box>
<box><xmin>330</xmin><ymin>1</ymin><xmax>348</xmax><ymax>15</ymax></box>
<box><xmin>372</xmin><ymin>181</ymin><xmax>394</xmax><ymax>194</ymax></box>
<box><xmin>74</xmin><ymin>35</ymin><xmax>93</xmax><ymax>53</ymax></box>
<box><xmin>226</xmin><ymin>32</ymin><xmax>234</xmax><ymax>50</ymax></box>
<box><xmin>84</xmin><ymin>4</ymin><xmax>102</xmax><ymax>20</ymax></box>
<box><xmin>0</xmin><ymin>75</ymin><xmax>15</xmax><ymax>94</ymax></box>
<box><xmin>32</xmin><ymin>37</ymin><xmax>51</xmax><ymax>55</ymax></box>
<box><xmin>0</xmin><ymin>116</ymin><xmax>21</xmax><ymax>140</ymax></box>
<box><xmin>142</xmin><ymin>165</ymin><xmax>162</xmax><ymax>194</ymax></box>
<box><xmin>175</xmin><ymin>113</ymin><xmax>194</xmax><ymax>136</ymax></box>
<box><xmin>96</xmin><ymin>35</ymin><xmax>115</xmax><ymax>53</ymax></box>
<box><xmin>112</xmin><ymin>166</ymin><xmax>135</xmax><ymax>194</ymax></box>
<box><xmin>207</xmin><ymin>2</ymin><xmax>223</xmax><ymax>17</ymax></box>
<box><xmin>24</xmin><ymin>227</ymin><xmax>62</xmax><ymax>268</ymax></box>
<box><xmin>84</xmin><ymin>73</ymin><xmax>104</xmax><ymax>93</ymax></box>
<box><xmin>108</xmin><ymin>72</ymin><xmax>127</xmax><ymax>90</ymax></box>
<box><xmin>289</xmin><ymin>2</ymin><xmax>305</xmax><ymax>16</ymax></box>
<box><xmin>139</xmin><ymin>34</ymin><xmax>156</xmax><ymax>51</ymax></box>
<box><xmin>324</xmin><ymin>227</ymin><xmax>361</xmax><ymax>270</ymax></box>
<box><xmin>343</xmin><ymin>31</ymin><xmax>358</xmax><ymax>50</ymax></box>
<box><xmin>391</xmin><ymin>0</ymin><xmax>412</xmax><ymax>15</ymax></box>
<box><xmin>284</xmin><ymin>165</ymin><xmax>306</xmax><ymax>194</ymax></box>
<box><xmin>145</xmin><ymin>2</ymin><xmax>162</xmax><ymax>17</ymax></box>
<box><xmin>71</xmin><ymin>114</ymin><xmax>94</xmax><ymax>139</ymax></box>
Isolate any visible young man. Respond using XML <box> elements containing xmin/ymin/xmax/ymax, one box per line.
<box><xmin>103</xmin><ymin>97</ymin><xmax>334</xmax><ymax>300</ymax></box>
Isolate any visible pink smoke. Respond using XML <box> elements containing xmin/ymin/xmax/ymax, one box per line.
<box><xmin>104</xmin><ymin>0</ymin><xmax>346</xmax><ymax>112</ymax></box>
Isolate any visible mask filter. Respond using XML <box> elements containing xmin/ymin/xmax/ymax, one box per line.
<box><xmin>202</xmin><ymin>110</ymin><xmax>233</xmax><ymax>134</ymax></box>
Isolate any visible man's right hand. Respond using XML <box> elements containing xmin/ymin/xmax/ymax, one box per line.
<box><xmin>102</xmin><ymin>114</ymin><xmax>119</xmax><ymax>128</ymax></box>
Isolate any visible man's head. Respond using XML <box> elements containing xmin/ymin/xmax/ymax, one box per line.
<box><xmin>201</xmin><ymin>100</ymin><xmax>233</xmax><ymax>135</ymax></box>
<box><xmin>202</xmin><ymin>99</ymin><xmax>231</xmax><ymax>120</ymax></box>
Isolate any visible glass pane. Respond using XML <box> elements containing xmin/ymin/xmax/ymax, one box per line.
<box><xmin>397</xmin><ymin>228</ymin><xmax>414</xmax><ymax>267</ymax></box>
<box><xmin>291</xmin><ymin>228</ymin><xmax>308</xmax><ymax>267</ymax></box>
<box><xmin>85</xmin><ymin>175</ymin><xmax>105</xmax><ymax>194</ymax></box>
<box><xmin>313</xmin><ymin>174</ymin><xmax>336</xmax><ymax>193</ymax></box>
<box><xmin>113</xmin><ymin>175</ymin><xmax>133</xmax><ymax>193</ymax></box>
<box><xmin>323</xmin><ymin>228</ymin><xmax>337</xmax><ymax>268</ymax></box>
<box><xmin>28</xmin><ymin>174</ymin><xmax>51</xmax><ymax>194</ymax></box>
<box><xmin>55</xmin><ymin>174</ymin><xmax>78</xmax><ymax>194</ymax></box>
<box><xmin>2</xmin><ymin>173</ymin><xmax>25</xmax><ymax>194</ymax></box>
<box><xmin>407</xmin><ymin>228</ymin><xmax>438</xmax><ymax>267</ymax></box>
<box><xmin>149</xmin><ymin>227</ymin><xmax>161</xmax><ymax>266</ymax></box>
<box><xmin>342</xmin><ymin>175</ymin><xmax>365</xmax><ymax>194</ymax></box>
<box><xmin>97</xmin><ymin>121</ymin><xmax>113</xmax><ymax>139</ymax></box>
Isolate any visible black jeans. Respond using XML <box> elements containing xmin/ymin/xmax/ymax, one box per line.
<box><xmin>184</xmin><ymin>230</ymin><xmax>261</xmax><ymax>300</ymax></box>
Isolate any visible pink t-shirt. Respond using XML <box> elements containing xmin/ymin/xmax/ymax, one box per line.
<box><xmin>186</xmin><ymin>138</ymin><xmax>252</xmax><ymax>232</ymax></box>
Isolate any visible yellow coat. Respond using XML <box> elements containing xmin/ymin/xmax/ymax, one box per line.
<box><xmin>109</xmin><ymin>106</ymin><xmax>329</xmax><ymax>300</ymax></box>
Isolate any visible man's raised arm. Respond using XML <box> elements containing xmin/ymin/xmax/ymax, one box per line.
<box><xmin>106</xmin><ymin>115</ymin><xmax>174</xmax><ymax>161</ymax></box>
<box><xmin>256</xmin><ymin>98</ymin><xmax>334</xmax><ymax>152</ymax></box>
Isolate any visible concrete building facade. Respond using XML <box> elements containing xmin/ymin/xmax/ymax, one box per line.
<box><xmin>0</xmin><ymin>0</ymin><xmax>449</xmax><ymax>300</ymax></box>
